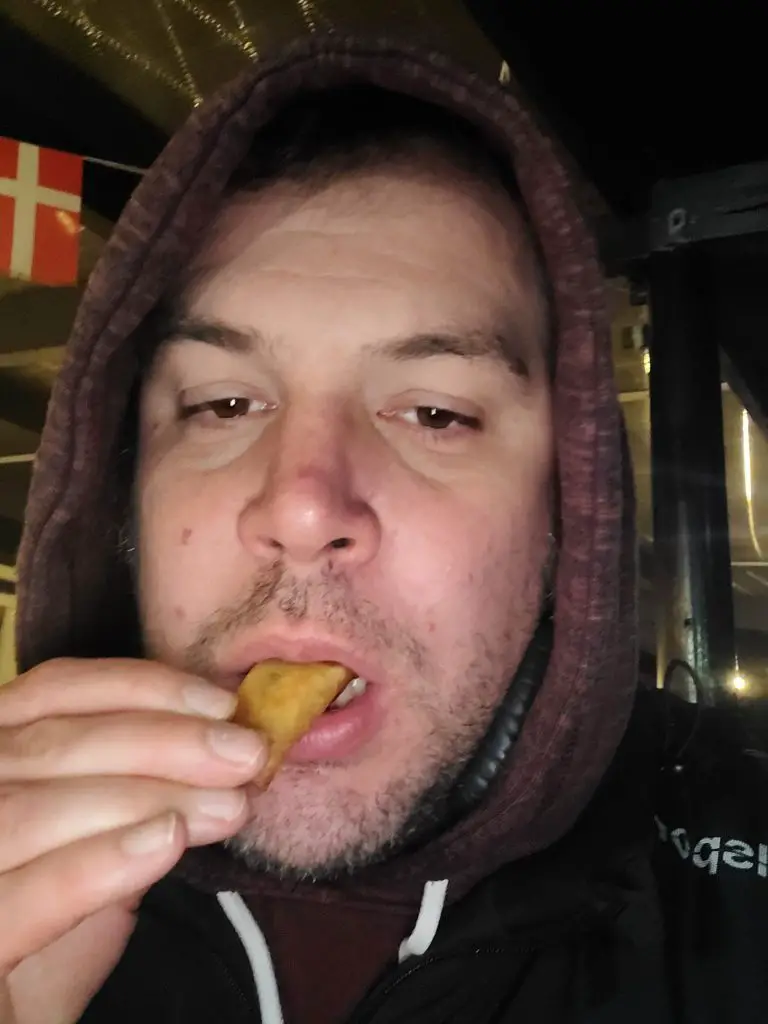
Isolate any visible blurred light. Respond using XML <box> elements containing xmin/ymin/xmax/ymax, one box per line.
<box><xmin>55</xmin><ymin>210</ymin><xmax>80</xmax><ymax>236</ymax></box>
<box><xmin>743</xmin><ymin>409</ymin><xmax>753</xmax><ymax>500</ymax></box>
<box><xmin>642</xmin><ymin>348</ymin><xmax>651</xmax><ymax>375</ymax></box>
<box><xmin>730</xmin><ymin>671</ymin><xmax>749</xmax><ymax>693</ymax></box>
<box><xmin>742</xmin><ymin>409</ymin><xmax>765</xmax><ymax>559</ymax></box>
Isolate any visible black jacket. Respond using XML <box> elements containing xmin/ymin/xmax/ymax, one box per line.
<box><xmin>79</xmin><ymin>690</ymin><xmax>768</xmax><ymax>1024</ymax></box>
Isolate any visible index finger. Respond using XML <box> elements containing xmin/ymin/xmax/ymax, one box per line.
<box><xmin>0</xmin><ymin>658</ymin><xmax>236</xmax><ymax>728</ymax></box>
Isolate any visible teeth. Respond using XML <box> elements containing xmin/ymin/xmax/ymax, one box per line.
<box><xmin>329</xmin><ymin>676</ymin><xmax>368</xmax><ymax>709</ymax></box>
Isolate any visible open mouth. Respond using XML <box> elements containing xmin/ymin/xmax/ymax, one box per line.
<box><xmin>233</xmin><ymin>659</ymin><xmax>376</xmax><ymax>784</ymax></box>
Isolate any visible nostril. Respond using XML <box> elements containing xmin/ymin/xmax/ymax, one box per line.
<box><xmin>329</xmin><ymin>537</ymin><xmax>352</xmax><ymax>550</ymax></box>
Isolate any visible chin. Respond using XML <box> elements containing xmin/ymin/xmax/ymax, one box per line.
<box><xmin>229</xmin><ymin>763</ymin><xmax>402</xmax><ymax>878</ymax></box>
<box><xmin>228</xmin><ymin>748</ymin><xmax>465</xmax><ymax>880</ymax></box>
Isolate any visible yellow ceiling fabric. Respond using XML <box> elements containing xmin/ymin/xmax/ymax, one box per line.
<box><xmin>0</xmin><ymin>0</ymin><xmax>500</xmax><ymax>131</ymax></box>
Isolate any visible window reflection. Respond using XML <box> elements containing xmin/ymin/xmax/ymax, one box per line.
<box><xmin>611</xmin><ymin>276</ymin><xmax>768</xmax><ymax>720</ymax></box>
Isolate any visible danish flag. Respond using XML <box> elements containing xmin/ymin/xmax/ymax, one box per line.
<box><xmin>0</xmin><ymin>137</ymin><xmax>83</xmax><ymax>285</ymax></box>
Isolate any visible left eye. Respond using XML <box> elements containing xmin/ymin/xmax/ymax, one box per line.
<box><xmin>402</xmin><ymin>406</ymin><xmax>481</xmax><ymax>431</ymax></box>
<box><xmin>180</xmin><ymin>397</ymin><xmax>267</xmax><ymax>421</ymax></box>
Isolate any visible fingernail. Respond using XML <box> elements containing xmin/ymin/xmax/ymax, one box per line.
<box><xmin>121</xmin><ymin>813</ymin><xmax>178</xmax><ymax>857</ymax></box>
<box><xmin>207</xmin><ymin>723</ymin><xmax>264</xmax><ymax>766</ymax></box>
<box><xmin>183</xmin><ymin>681</ymin><xmax>237</xmax><ymax>720</ymax></box>
<box><xmin>192</xmin><ymin>788</ymin><xmax>247</xmax><ymax>821</ymax></box>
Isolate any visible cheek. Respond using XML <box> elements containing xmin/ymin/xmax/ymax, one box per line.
<box><xmin>137</xmin><ymin>466</ymin><xmax>246</xmax><ymax>644</ymax></box>
<box><xmin>379</xmin><ymin>473</ymin><xmax>551</xmax><ymax>661</ymax></box>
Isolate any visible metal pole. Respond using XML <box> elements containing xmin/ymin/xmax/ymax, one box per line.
<box><xmin>649</xmin><ymin>247</ymin><xmax>737</xmax><ymax>705</ymax></box>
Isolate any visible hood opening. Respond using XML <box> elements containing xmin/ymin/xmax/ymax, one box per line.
<box><xmin>218</xmin><ymin>877</ymin><xmax>449</xmax><ymax>1024</ymax></box>
<box><xmin>16</xmin><ymin>34</ymin><xmax>637</xmax><ymax>906</ymax></box>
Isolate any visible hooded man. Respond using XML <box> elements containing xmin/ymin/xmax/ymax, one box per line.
<box><xmin>1</xmin><ymin>33</ymin><xmax>766</xmax><ymax>1024</ymax></box>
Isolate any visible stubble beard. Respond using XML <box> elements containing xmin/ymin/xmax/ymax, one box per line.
<box><xmin>176</xmin><ymin>560</ymin><xmax>542</xmax><ymax>882</ymax></box>
<box><xmin>225</xmin><ymin>754</ymin><xmax>472</xmax><ymax>883</ymax></box>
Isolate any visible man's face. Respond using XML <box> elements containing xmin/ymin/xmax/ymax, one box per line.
<box><xmin>137</xmin><ymin>165</ymin><xmax>554</xmax><ymax>878</ymax></box>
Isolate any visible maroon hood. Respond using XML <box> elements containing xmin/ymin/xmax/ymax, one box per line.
<box><xmin>15</xmin><ymin>35</ymin><xmax>637</xmax><ymax>906</ymax></box>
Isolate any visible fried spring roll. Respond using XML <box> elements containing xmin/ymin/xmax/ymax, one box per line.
<box><xmin>234</xmin><ymin>659</ymin><xmax>354</xmax><ymax>787</ymax></box>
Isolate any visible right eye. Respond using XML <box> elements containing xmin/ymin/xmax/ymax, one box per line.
<box><xmin>181</xmin><ymin>397</ymin><xmax>263</xmax><ymax>420</ymax></box>
<box><xmin>179</xmin><ymin>395</ymin><xmax>274</xmax><ymax>428</ymax></box>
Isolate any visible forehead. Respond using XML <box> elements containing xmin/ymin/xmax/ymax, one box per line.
<box><xmin>183</xmin><ymin>169</ymin><xmax>541</xmax><ymax>311</ymax></box>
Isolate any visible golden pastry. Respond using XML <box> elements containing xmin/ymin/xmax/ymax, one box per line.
<box><xmin>234</xmin><ymin>659</ymin><xmax>355</xmax><ymax>787</ymax></box>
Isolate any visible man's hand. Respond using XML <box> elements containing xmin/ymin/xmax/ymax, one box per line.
<box><xmin>0</xmin><ymin>658</ymin><xmax>265</xmax><ymax>1024</ymax></box>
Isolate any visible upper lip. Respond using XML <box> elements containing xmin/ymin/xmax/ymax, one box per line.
<box><xmin>218</xmin><ymin>635</ymin><xmax>381</xmax><ymax>689</ymax></box>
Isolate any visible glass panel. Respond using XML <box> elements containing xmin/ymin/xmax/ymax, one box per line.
<box><xmin>723</xmin><ymin>392</ymin><xmax>768</xmax><ymax>708</ymax></box>
<box><xmin>610</xmin><ymin>274</ymin><xmax>768</xmax><ymax>723</ymax></box>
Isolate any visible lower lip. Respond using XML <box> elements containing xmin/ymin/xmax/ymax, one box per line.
<box><xmin>285</xmin><ymin>682</ymin><xmax>380</xmax><ymax>764</ymax></box>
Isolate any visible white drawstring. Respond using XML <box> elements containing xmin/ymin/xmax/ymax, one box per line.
<box><xmin>398</xmin><ymin>879</ymin><xmax>449</xmax><ymax>963</ymax></box>
<box><xmin>217</xmin><ymin>891</ymin><xmax>284</xmax><ymax>1024</ymax></box>
<box><xmin>218</xmin><ymin>877</ymin><xmax>449</xmax><ymax>1020</ymax></box>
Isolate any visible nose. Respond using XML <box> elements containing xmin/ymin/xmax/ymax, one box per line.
<box><xmin>237</xmin><ymin>418</ymin><xmax>380</xmax><ymax>569</ymax></box>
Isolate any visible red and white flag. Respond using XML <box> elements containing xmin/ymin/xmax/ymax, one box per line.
<box><xmin>0</xmin><ymin>137</ymin><xmax>83</xmax><ymax>286</ymax></box>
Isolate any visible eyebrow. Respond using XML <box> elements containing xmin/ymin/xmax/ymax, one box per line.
<box><xmin>379</xmin><ymin>329</ymin><xmax>531</xmax><ymax>378</ymax></box>
<box><xmin>157</xmin><ymin>315</ymin><xmax>532</xmax><ymax>378</ymax></box>
<box><xmin>157</xmin><ymin>315</ymin><xmax>263</xmax><ymax>355</ymax></box>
